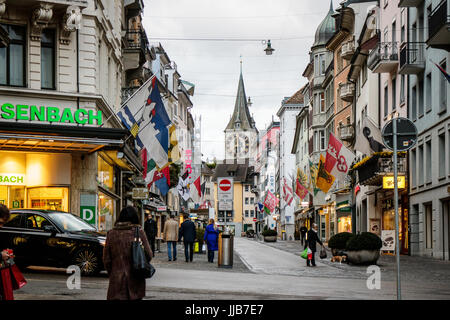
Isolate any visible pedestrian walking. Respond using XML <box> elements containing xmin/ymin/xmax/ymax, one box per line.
<box><xmin>163</xmin><ymin>213</ymin><xmax>179</xmax><ymax>261</ymax></box>
<box><xmin>300</xmin><ymin>224</ymin><xmax>308</xmax><ymax>247</ymax></box>
<box><xmin>306</xmin><ymin>223</ymin><xmax>323</xmax><ymax>267</ymax></box>
<box><xmin>0</xmin><ymin>204</ymin><xmax>13</xmax><ymax>301</ymax></box>
<box><xmin>103</xmin><ymin>206</ymin><xmax>152</xmax><ymax>300</ymax></box>
<box><xmin>179</xmin><ymin>214</ymin><xmax>196</xmax><ymax>262</ymax></box>
<box><xmin>144</xmin><ymin>213</ymin><xmax>157</xmax><ymax>255</ymax></box>
<box><xmin>204</xmin><ymin>218</ymin><xmax>219</xmax><ymax>263</ymax></box>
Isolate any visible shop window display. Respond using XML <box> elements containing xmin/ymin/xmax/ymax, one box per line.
<box><xmin>27</xmin><ymin>187</ymin><xmax>69</xmax><ymax>212</ymax></box>
<box><xmin>98</xmin><ymin>192</ymin><xmax>115</xmax><ymax>232</ymax></box>
<box><xmin>97</xmin><ymin>156</ymin><xmax>115</xmax><ymax>193</ymax></box>
<box><xmin>0</xmin><ymin>186</ymin><xmax>25</xmax><ymax>209</ymax></box>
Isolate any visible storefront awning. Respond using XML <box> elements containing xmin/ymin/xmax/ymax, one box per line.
<box><xmin>0</xmin><ymin>121</ymin><xmax>127</xmax><ymax>153</ymax></box>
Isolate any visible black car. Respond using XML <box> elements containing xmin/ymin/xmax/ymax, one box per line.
<box><xmin>0</xmin><ymin>209</ymin><xmax>106</xmax><ymax>276</ymax></box>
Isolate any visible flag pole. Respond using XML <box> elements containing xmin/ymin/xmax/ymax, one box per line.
<box><xmin>100</xmin><ymin>74</ymin><xmax>157</xmax><ymax>128</ymax></box>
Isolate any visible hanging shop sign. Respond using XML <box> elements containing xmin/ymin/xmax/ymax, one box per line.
<box><xmin>0</xmin><ymin>103</ymin><xmax>102</xmax><ymax>125</ymax></box>
<box><xmin>80</xmin><ymin>193</ymin><xmax>97</xmax><ymax>226</ymax></box>
<box><xmin>381</xmin><ymin>230</ymin><xmax>396</xmax><ymax>251</ymax></box>
<box><xmin>0</xmin><ymin>174</ymin><xmax>26</xmax><ymax>186</ymax></box>
<box><xmin>383</xmin><ymin>176</ymin><xmax>406</xmax><ymax>189</ymax></box>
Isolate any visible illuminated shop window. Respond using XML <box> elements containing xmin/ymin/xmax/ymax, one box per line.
<box><xmin>27</xmin><ymin>187</ymin><xmax>69</xmax><ymax>212</ymax></box>
<box><xmin>97</xmin><ymin>156</ymin><xmax>115</xmax><ymax>193</ymax></box>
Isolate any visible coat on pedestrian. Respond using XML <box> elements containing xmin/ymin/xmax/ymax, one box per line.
<box><xmin>179</xmin><ymin>219</ymin><xmax>196</xmax><ymax>243</ymax></box>
<box><xmin>203</xmin><ymin>224</ymin><xmax>219</xmax><ymax>251</ymax></box>
<box><xmin>144</xmin><ymin>218</ymin><xmax>157</xmax><ymax>240</ymax></box>
<box><xmin>306</xmin><ymin>229</ymin><xmax>323</xmax><ymax>252</ymax></box>
<box><xmin>163</xmin><ymin>218</ymin><xmax>179</xmax><ymax>242</ymax></box>
<box><xmin>103</xmin><ymin>222</ymin><xmax>152</xmax><ymax>300</ymax></box>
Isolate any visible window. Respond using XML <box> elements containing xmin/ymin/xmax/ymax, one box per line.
<box><xmin>362</xmin><ymin>61</ymin><xmax>367</xmax><ymax>84</ymax></box>
<box><xmin>418</xmin><ymin>78</ymin><xmax>424</xmax><ymax>117</ymax></box>
<box><xmin>384</xmin><ymin>85</ymin><xmax>388</xmax><ymax>117</ymax></box>
<box><xmin>400</xmin><ymin>75</ymin><xmax>405</xmax><ymax>104</ymax></box>
<box><xmin>245</xmin><ymin>197</ymin><xmax>249</xmax><ymax>204</ymax></box>
<box><xmin>418</xmin><ymin>145</ymin><xmax>424</xmax><ymax>185</ymax></box>
<box><xmin>411</xmin><ymin>149</ymin><xmax>416</xmax><ymax>187</ymax></box>
<box><xmin>392</xmin><ymin>77</ymin><xmax>396</xmax><ymax>111</ymax></box>
<box><xmin>41</xmin><ymin>29</ymin><xmax>55</xmax><ymax>89</ymax></box>
<box><xmin>439</xmin><ymin>133</ymin><xmax>446</xmax><ymax>178</ymax></box>
<box><xmin>4</xmin><ymin>213</ymin><xmax>23</xmax><ymax>228</ymax></box>
<box><xmin>425</xmin><ymin>203</ymin><xmax>433</xmax><ymax>249</ymax></box>
<box><xmin>245</xmin><ymin>210</ymin><xmax>249</xmax><ymax>217</ymax></box>
<box><xmin>315</xmin><ymin>53</ymin><xmax>325</xmax><ymax>76</ymax></box>
<box><xmin>250</xmin><ymin>210</ymin><xmax>254</xmax><ymax>217</ymax></box>
<box><xmin>245</xmin><ymin>185</ymin><xmax>249</xmax><ymax>192</ymax></box>
<box><xmin>0</xmin><ymin>24</ymin><xmax>26</xmax><ymax>87</ymax></box>
<box><xmin>412</xmin><ymin>85</ymin><xmax>417</xmax><ymax>120</ymax></box>
<box><xmin>205</xmin><ymin>188</ymin><xmax>210</xmax><ymax>195</ymax></box>
<box><xmin>320</xmin><ymin>92</ymin><xmax>325</xmax><ymax>113</ymax></box>
<box><xmin>439</xmin><ymin>60</ymin><xmax>447</xmax><ymax>113</ymax></box>
<box><xmin>392</xmin><ymin>21</ymin><xmax>396</xmax><ymax>45</ymax></box>
<box><xmin>426</xmin><ymin>140</ymin><xmax>432</xmax><ymax>184</ymax></box>
<box><xmin>320</xmin><ymin>130</ymin><xmax>325</xmax><ymax>151</ymax></box>
<box><xmin>250</xmin><ymin>198</ymin><xmax>254</xmax><ymax>204</ymax></box>
<box><xmin>24</xmin><ymin>214</ymin><xmax>52</xmax><ymax>230</ymax></box>
<box><xmin>426</xmin><ymin>73</ymin><xmax>432</xmax><ymax>113</ymax></box>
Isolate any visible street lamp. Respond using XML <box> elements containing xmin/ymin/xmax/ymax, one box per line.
<box><xmin>264</xmin><ymin>40</ymin><xmax>275</xmax><ymax>55</ymax></box>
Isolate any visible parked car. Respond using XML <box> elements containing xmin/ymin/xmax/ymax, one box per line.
<box><xmin>246</xmin><ymin>229</ymin><xmax>255</xmax><ymax>238</ymax></box>
<box><xmin>0</xmin><ymin>209</ymin><xmax>106</xmax><ymax>276</ymax></box>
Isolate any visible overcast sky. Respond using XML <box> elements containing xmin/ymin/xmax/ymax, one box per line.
<box><xmin>142</xmin><ymin>0</ymin><xmax>339</xmax><ymax>161</ymax></box>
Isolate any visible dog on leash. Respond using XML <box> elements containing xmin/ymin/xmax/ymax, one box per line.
<box><xmin>330</xmin><ymin>255</ymin><xmax>347</xmax><ymax>264</ymax></box>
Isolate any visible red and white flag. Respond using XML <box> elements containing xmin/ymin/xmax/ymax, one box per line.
<box><xmin>325</xmin><ymin>132</ymin><xmax>355</xmax><ymax>181</ymax></box>
<box><xmin>282</xmin><ymin>177</ymin><xmax>294</xmax><ymax>207</ymax></box>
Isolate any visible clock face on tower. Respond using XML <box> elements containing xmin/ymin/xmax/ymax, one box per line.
<box><xmin>237</xmin><ymin>133</ymin><xmax>250</xmax><ymax>156</ymax></box>
<box><xmin>226</xmin><ymin>132</ymin><xmax>251</xmax><ymax>159</ymax></box>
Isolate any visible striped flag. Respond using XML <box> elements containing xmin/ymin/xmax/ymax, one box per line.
<box><xmin>432</xmin><ymin>60</ymin><xmax>450</xmax><ymax>84</ymax></box>
<box><xmin>130</xmin><ymin>122</ymin><xmax>139</xmax><ymax>137</ymax></box>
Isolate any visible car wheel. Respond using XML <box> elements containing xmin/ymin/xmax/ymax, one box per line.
<box><xmin>73</xmin><ymin>248</ymin><xmax>101</xmax><ymax>276</ymax></box>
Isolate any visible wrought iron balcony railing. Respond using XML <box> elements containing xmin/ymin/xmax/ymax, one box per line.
<box><xmin>399</xmin><ymin>42</ymin><xmax>425</xmax><ymax>74</ymax></box>
<box><xmin>368</xmin><ymin>42</ymin><xmax>399</xmax><ymax>73</ymax></box>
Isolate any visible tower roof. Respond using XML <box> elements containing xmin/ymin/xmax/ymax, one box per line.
<box><xmin>225</xmin><ymin>68</ymin><xmax>256</xmax><ymax>131</ymax></box>
<box><xmin>312</xmin><ymin>0</ymin><xmax>336</xmax><ymax>47</ymax></box>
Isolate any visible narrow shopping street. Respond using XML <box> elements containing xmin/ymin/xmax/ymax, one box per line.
<box><xmin>13</xmin><ymin>237</ymin><xmax>450</xmax><ymax>300</ymax></box>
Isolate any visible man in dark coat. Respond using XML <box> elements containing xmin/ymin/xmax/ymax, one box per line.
<box><xmin>299</xmin><ymin>224</ymin><xmax>308</xmax><ymax>247</ymax></box>
<box><xmin>306</xmin><ymin>223</ymin><xmax>323</xmax><ymax>267</ymax></box>
<box><xmin>179</xmin><ymin>214</ymin><xmax>196</xmax><ymax>262</ymax></box>
<box><xmin>144</xmin><ymin>213</ymin><xmax>158</xmax><ymax>255</ymax></box>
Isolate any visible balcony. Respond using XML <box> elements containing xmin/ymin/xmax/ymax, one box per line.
<box><xmin>341</xmin><ymin>41</ymin><xmax>355</xmax><ymax>60</ymax></box>
<box><xmin>312</xmin><ymin>113</ymin><xmax>326</xmax><ymax>127</ymax></box>
<box><xmin>338</xmin><ymin>124</ymin><xmax>354</xmax><ymax>141</ymax></box>
<box><xmin>368</xmin><ymin>42</ymin><xmax>399</xmax><ymax>73</ymax></box>
<box><xmin>339</xmin><ymin>82</ymin><xmax>355</xmax><ymax>102</ymax></box>
<box><xmin>398</xmin><ymin>0</ymin><xmax>424</xmax><ymax>7</ymax></box>
<box><xmin>123</xmin><ymin>29</ymin><xmax>149</xmax><ymax>71</ymax></box>
<box><xmin>399</xmin><ymin>42</ymin><xmax>425</xmax><ymax>74</ymax></box>
<box><xmin>427</xmin><ymin>0</ymin><xmax>450</xmax><ymax>51</ymax></box>
<box><xmin>353</xmin><ymin>153</ymin><xmax>407</xmax><ymax>186</ymax></box>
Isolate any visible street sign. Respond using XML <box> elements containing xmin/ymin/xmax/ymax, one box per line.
<box><xmin>218</xmin><ymin>177</ymin><xmax>233</xmax><ymax>202</ymax></box>
<box><xmin>382</xmin><ymin>117</ymin><xmax>417</xmax><ymax>151</ymax></box>
<box><xmin>253</xmin><ymin>218</ymin><xmax>257</xmax><ymax>222</ymax></box>
<box><xmin>218</xmin><ymin>200</ymin><xmax>233</xmax><ymax>211</ymax></box>
<box><xmin>132</xmin><ymin>187</ymin><xmax>149</xmax><ymax>199</ymax></box>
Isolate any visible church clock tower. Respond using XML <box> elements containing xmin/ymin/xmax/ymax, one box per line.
<box><xmin>224</xmin><ymin>65</ymin><xmax>258</xmax><ymax>164</ymax></box>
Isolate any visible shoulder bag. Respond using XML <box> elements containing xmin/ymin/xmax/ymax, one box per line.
<box><xmin>131</xmin><ymin>227</ymin><xmax>156</xmax><ymax>279</ymax></box>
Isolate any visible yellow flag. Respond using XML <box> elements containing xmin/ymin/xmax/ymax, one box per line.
<box><xmin>130</xmin><ymin>122</ymin><xmax>139</xmax><ymax>138</ymax></box>
<box><xmin>316</xmin><ymin>154</ymin><xmax>335</xmax><ymax>194</ymax></box>
<box><xmin>168</xmin><ymin>125</ymin><xmax>181</xmax><ymax>163</ymax></box>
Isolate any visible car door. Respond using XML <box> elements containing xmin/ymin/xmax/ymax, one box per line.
<box><xmin>0</xmin><ymin>212</ymin><xmax>27</xmax><ymax>263</ymax></box>
<box><xmin>22</xmin><ymin>213</ymin><xmax>56</xmax><ymax>265</ymax></box>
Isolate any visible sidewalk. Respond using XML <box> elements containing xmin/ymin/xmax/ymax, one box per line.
<box><xmin>254</xmin><ymin>238</ymin><xmax>450</xmax><ymax>283</ymax></box>
<box><xmin>151</xmin><ymin>241</ymin><xmax>251</xmax><ymax>273</ymax></box>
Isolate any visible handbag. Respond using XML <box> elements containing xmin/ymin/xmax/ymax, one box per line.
<box><xmin>307</xmin><ymin>248</ymin><xmax>312</xmax><ymax>260</ymax></box>
<box><xmin>131</xmin><ymin>227</ymin><xmax>156</xmax><ymax>279</ymax></box>
<box><xmin>319</xmin><ymin>247</ymin><xmax>327</xmax><ymax>259</ymax></box>
<box><xmin>0</xmin><ymin>259</ymin><xmax>15</xmax><ymax>300</ymax></box>
<box><xmin>300</xmin><ymin>248</ymin><xmax>308</xmax><ymax>259</ymax></box>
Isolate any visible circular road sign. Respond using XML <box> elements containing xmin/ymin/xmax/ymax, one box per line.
<box><xmin>382</xmin><ymin>117</ymin><xmax>418</xmax><ymax>151</ymax></box>
<box><xmin>219</xmin><ymin>179</ymin><xmax>232</xmax><ymax>192</ymax></box>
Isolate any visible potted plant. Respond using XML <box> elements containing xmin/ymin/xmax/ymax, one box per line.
<box><xmin>328</xmin><ymin>232</ymin><xmax>354</xmax><ymax>256</ymax></box>
<box><xmin>262</xmin><ymin>229</ymin><xmax>278</xmax><ymax>242</ymax></box>
<box><xmin>345</xmin><ymin>232</ymin><xmax>382</xmax><ymax>265</ymax></box>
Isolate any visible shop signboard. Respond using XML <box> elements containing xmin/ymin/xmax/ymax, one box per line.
<box><xmin>370</xmin><ymin>219</ymin><xmax>381</xmax><ymax>235</ymax></box>
<box><xmin>383</xmin><ymin>176</ymin><xmax>406</xmax><ymax>189</ymax></box>
<box><xmin>219</xmin><ymin>200</ymin><xmax>233</xmax><ymax>211</ymax></box>
<box><xmin>0</xmin><ymin>173</ymin><xmax>25</xmax><ymax>186</ymax></box>
<box><xmin>132</xmin><ymin>187</ymin><xmax>149</xmax><ymax>200</ymax></box>
<box><xmin>381</xmin><ymin>230</ymin><xmax>396</xmax><ymax>251</ymax></box>
<box><xmin>80</xmin><ymin>193</ymin><xmax>97</xmax><ymax>226</ymax></box>
<box><xmin>157</xmin><ymin>206</ymin><xmax>167</xmax><ymax>212</ymax></box>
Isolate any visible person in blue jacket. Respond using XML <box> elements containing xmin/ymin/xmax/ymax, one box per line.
<box><xmin>204</xmin><ymin>218</ymin><xmax>219</xmax><ymax>263</ymax></box>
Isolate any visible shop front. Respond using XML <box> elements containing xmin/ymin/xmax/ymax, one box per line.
<box><xmin>336</xmin><ymin>200</ymin><xmax>352</xmax><ymax>233</ymax></box>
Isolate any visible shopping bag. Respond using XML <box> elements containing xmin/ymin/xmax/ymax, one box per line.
<box><xmin>10</xmin><ymin>264</ymin><xmax>27</xmax><ymax>290</ymax></box>
<box><xmin>307</xmin><ymin>248</ymin><xmax>312</xmax><ymax>260</ymax></box>
<box><xmin>194</xmin><ymin>242</ymin><xmax>199</xmax><ymax>253</ymax></box>
<box><xmin>300</xmin><ymin>248</ymin><xmax>308</xmax><ymax>259</ymax></box>
<box><xmin>319</xmin><ymin>247</ymin><xmax>327</xmax><ymax>259</ymax></box>
<box><xmin>1</xmin><ymin>265</ymin><xmax>14</xmax><ymax>300</ymax></box>
<box><xmin>202</xmin><ymin>244</ymin><xmax>206</xmax><ymax>252</ymax></box>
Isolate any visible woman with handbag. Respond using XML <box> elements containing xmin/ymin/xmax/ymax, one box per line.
<box><xmin>103</xmin><ymin>206</ymin><xmax>153</xmax><ymax>300</ymax></box>
<box><xmin>203</xmin><ymin>219</ymin><xmax>219</xmax><ymax>263</ymax></box>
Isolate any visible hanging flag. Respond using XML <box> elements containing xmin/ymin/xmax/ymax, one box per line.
<box><xmin>145</xmin><ymin>158</ymin><xmax>157</xmax><ymax>187</ymax></box>
<box><xmin>201</xmin><ymin>181</ymin><xmax>206</xmax><ymax>197</ymax></box>
<box><xmin>316</xmin><ymin>154</ymin><xmax>335</xmax><ymax>194</ymax></box>
<box><xmin>282</xmin><ymin>177</ymin><xmax>294</xmax><ymax>207</ymax></box>
<box><xmin>257</xmin><ymin>202</ymin><xmax>264</xmax><ymax>212</ymax></box>
<box><xmin>295</xmin><ymin>178</ymin><xmax>309</xmax><ymax>201</ymax></box>
<box><xmin>309</xmin><ymin>159</ymin><xmax>320</xmax><ymax>196</ymax></box>
<box><xmin>117</xmin><ymin>76</ymin><xmax>171</xmax><ymax>168</ymax></box>
<box><xmin>168</xmin><ymin>124</ymin><xmax>181</xmax><ymax>163</ymax></box>
<box><xmin>325</xmin><ymin>133</ymin><xmax>356</xmax><ymax>182</ymax></box>
<box><xmin>177</xmin><ymin>172</ymin><xmax>190</xmax><ymax>201</ymax></box>
<box><xmin>325</xmin><ymin>133</ymin><xmax>342</xmax><ymax>173</ymax></box>
<box><xmin>193</xmin><ymin>176</ymin><xmax>201</xmax><ymax>198</ymax></box>
<box><xmin>155</xmin><ymin>166</ymin><xmax>170</xmax><ymax>196</ymax></box>
<box><xmin>142</xmin><ymin>149</ymin><xmax>148</xmax><ymax>181</ymax></box>
<box><xmin>263</xmin><ymin>191</ymin><xmax>279</xmax><ymax>214</ymax></box>
<box><xmin>432</xmin><ymin>60</ymin><xmax>450</xmax><ymax>84</ymax></box>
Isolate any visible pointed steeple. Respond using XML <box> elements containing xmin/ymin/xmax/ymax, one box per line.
<box><xmin>225</xmin><ymin>64</ymin><xmax>255</xmax><ymax>131</ymax></box>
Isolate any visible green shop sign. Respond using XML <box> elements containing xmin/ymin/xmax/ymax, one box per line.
<box><xmin>0</xmin><ymin>103</ymin><xmax>102</xmax><ymax>125</ymax></box>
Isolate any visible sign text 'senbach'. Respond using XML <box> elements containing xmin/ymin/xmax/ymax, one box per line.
<box><xmin>0</xmin><ymin>103</ymin><xmax>103</xmax><ymax>125</ymax></box>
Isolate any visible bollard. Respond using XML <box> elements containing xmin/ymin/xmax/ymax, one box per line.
<box><xmin>218</xmin><ymin>229</ymin><xmax>233</xmax><ymax>268</ymax></box>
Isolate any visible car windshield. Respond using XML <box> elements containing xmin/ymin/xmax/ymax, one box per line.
<box><xmin>49</xmin><ymin>212</ymin><xmax>97</xmax><ymax>232</ymax></box>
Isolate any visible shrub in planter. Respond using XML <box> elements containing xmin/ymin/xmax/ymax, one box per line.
<box><xmin>328</xmin><ymin>232</ymin><xmax>353</xmax><ymax>255</ymax></box>
<box><xmin>345</xmin><ymin>232</ymin><xmax>382</xmax><ymax>251</ymax></box>
<box><xmin>262</xmin><ymin>229</ymin><xmax>277</xmax><ymax>237</ymax></box>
